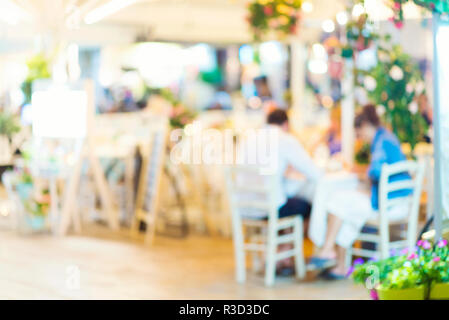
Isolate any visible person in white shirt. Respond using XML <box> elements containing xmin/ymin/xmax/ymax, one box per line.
<box><xmin>238</xmin><ymin>109</ymin><xmax>323</xmax><ymax>222</ymax></box>
<box><xmin>237</xmin><ymin>109</ymin><xmax>322</xmax><ymax>274</ymax></box>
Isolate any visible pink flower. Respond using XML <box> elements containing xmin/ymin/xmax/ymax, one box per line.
<box><xmin>394</xmin><ymin>21</ymin><xmax>403</xmax><ymax>29</ymax></box>
<box><xmin>370</xmin><ymin>289</ymin><xmax>379</xmax><ymax>301</ymax></box>
<box><xmin>417</xmin><ymin>240</ymin><xmax>424</xmax><ymax>246</ymax></box>
<box><xmin>394</xmin><ymin>2</ymin><xmax>401</xmax><ymax>10</ymax></box>
<box><xmin>408</xmin><ymin>253</ymin><xmax>418</xmax><ymax>260</ymax></box>
<box><xmin>434</xmin><ymin>257</ymin><xmax>441</xmax><ymax>262</ymax></box>
<box><xmin>437</xmin><ymin>239</ymin><xmax>448</xmax><ymax>248</ymax></box>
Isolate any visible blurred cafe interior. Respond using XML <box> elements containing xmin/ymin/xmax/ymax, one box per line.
<box><xmin>0</xmin><ymin>0</ymin><xmax>449</xmax><ymax>300</ymax></box>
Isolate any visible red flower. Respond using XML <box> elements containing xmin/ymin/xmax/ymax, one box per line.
<box><xmin>264</xmin><ymin>6</ymin><xmax>273</xmax><ymax>15</ymax></box>
<box><xmin>394</xmin><ymin>1</ymin><xmax>401</xmax><ymax>10</ymax></box>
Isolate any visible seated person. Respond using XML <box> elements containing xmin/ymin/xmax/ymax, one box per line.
<box><xmin>238</xmin><ymin>109</ymin><xmax>323</xmax><ymax>273</ymax></box>
<box><xmin>310</xmin><ymin>104</ymin><xmax>411</xmax><ymax>279</ymax></box>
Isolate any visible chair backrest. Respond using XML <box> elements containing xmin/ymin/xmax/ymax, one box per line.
<box><xmin>379</xmin><ymin>160</ymin><xmax>425</xmax><ymax>215</ymax></box>
<box><xmin>225</xmin><ymin>165</ymin><xmax>278</xmax><ymax>223</ymax></box>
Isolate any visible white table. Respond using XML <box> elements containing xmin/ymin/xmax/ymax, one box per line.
<box><xmin>308</xmin><ymin>171</ymin><xmax>359</xmax><ymax>248</ymax></box>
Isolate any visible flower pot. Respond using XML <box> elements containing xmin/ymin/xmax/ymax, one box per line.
<box><xmin>430</xmin><ymin>283</ymin><xmax>449</xmax><ymax>300</ymax></box>
<box><xmin>16</xmin><ymin>183</ymin><xmax>33</xmax><ymax>200</ymax></box>
<box><xmin>25</xmin><ymin>215</ymin><xmax>46</xmax><ymax>231</ymax></box>
<box><xmin>377</xmin><ymin>286</ymin><xmax>426</xmax><ymax>300</ymax></box>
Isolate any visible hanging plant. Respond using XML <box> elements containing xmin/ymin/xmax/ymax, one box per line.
<box><xmin>389</xmin><ymin>0</ymin><xmax>449</xmax><ymax>27</ymax></box>
<box><xmin>246</xmin><ymin>0</ymin><xmax>303</xmax><ymax>41</ymax></box>
<box><xmin>357</xmin><ymin>43</ymin><xmax>429</xmax><ymax>152</ymax></box>
<box><xmin>21</xmin><ymin>53</ymin><xmax>52</xmax><ymax>105</ymax></box>
<box><xmin>340</xmin><ymin>1</ymin><xmax>379</xmax><ymax>58</ymax></box>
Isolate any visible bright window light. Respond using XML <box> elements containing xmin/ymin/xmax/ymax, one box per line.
<box><xmin>260</xmin><ymin>41</ymin><xmax>286</xmax><ymax>65</ymax></box>
<box><xmin>322</xmin><ymin>19</ymin><xmax>335</xmax><ymax>33</ymax></box>
<box><xmin>352</xmin><ymin>4</ymin><xmax>365</xmax><ymax>18</ymax></box>
<box><xmin>308</xmin><ymin>60</ymin><xmax>328</xmax><ymax>74</ymax></box>
<box><xmin>312</xmin><ymin>43</ymin><xmax>327</xmax><ymax>59</ymax></box>
<box><xmin>239</xmin><ymin>45</ymin><xmax>254</xmax><ymax>65</ymax></box>
<box><xmin>302</xmin><ymin>1</ymin><xmax>313</xmax><ymax>13</ymax></box>
<box><xmin>336</xmin><ymin>11</ymin><xmax>349</xmax><ymax>25</ymax></box>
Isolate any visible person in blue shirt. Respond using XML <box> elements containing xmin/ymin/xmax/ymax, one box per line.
<box><xmin>309</xmin><ymin>105</ymin><xmax>411</xmax><ymax>279</ymax></box>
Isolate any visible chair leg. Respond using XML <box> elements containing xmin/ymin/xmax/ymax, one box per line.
<box><xmin>264</xmin><ymin>226</ymin><xmax>277</xmax><ymax>287</ymax></box>
<box><xmin>293</xmin><ymin>217</ymin><xmax>306</xmax><ymax>280</ymax></box>
<box><xmin>379</xmin><ymin>220</ymin><xmax>390</xmax><ymax>260</ymax></box>
<box><xmin>232</xmin><ymin>217</ymin><xmax>246</xmax><ymax>283</ymax></box>
<box><xmin>345</xmin><ymin>247</ymin><xmax>353</xmax><ymax>269</ymax></box>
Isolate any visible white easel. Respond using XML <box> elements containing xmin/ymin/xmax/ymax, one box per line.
<box><xmin>58</xmin><ymin>80</ymin><xmax>118</xmax><ymax>235</ymax></box>
<box><xmin>31</xmin><ymin>80</ymin><xmax>118</xmax><ymax>235</ymax></box>
<box><xmin>130</xmin><ymin>120</ymin><xmax>169</xmax><ymax>244</ymax></box>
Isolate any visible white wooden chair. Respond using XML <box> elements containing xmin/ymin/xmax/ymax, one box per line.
<box><xmin>347</xmin><ymin>160</ymin><xmax>425</xmax><ymax>263</ymax></box>
<box><xmin>225</xmin><ymin>165</ymin><xmax>306</xmax><ymax>287</ymax></box>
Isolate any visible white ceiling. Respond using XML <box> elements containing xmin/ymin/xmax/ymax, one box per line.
<box><xmin>99</xmin><ymin>0</ymin><xmax>345</xmax><ymax>43</ymax></box>
<box><xmin>1</xmin><ymin>0</ymin><xmax>426</xmax><ymax>45</ymax></box>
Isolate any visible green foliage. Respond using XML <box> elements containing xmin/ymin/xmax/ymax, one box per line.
<box><xmin>247</xmin><ymin>0</ymin><xmax>302</xmax><ymax>41</ymax></box>
<box><xmin>0</xmin><ymin>112</ymin><xmax>20</xmax><ymax>138</ymax></box>
<box><xmin>357</xmin><ymin>44</ymin><xmax>428</xmax><ymax>152</ymax></box>
<box><xmin>351</xmin><ymin>239</ymin><xmax>449</xmax><ymax>294</ymax></box>
<box><xmin>351</xmin><ymin>256</ymin><xmax>402</xmax><ymax>286</ymax></box>
<box><xmin>21</xmin><ymin>53</ymin><xmax>52</xmax><ymax>104</ymax></box>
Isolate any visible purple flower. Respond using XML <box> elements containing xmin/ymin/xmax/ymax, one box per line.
<box><xmin>408</xmin><ymin>253</ymin><xmax>418</xmax><ymax>260</ymax></box>
<box><xmin>417</xmin><ymin>240</ymin><xmax>424</xmax><ymax>246</ymax></box>
<box><xmin>437</xmin><ymin>239</ymin><xmax>448</xmax><ymax>248</ymax></box>
<box><xmin>433</xmin><ymin>257</ymin><xmax>441</xmax><ymax>262</ymax></box>
<box><xmin>346</xmin><ymin>266</ymin><xmax>355</xmax><ymax>277</ymax></box>
<box><xmin>422</xmin><ymin>241</ymin><xmax>432</xmax><ymax>250</ymax></box>
<box><xmin>354</xmin><ymin>258</ymin><xmax>365</xmax><ymax>265</ymax></box>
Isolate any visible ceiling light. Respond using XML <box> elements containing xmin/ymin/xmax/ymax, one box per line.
<box><xmin>322</xmin><ymin>19</ymin><xmax>335</xmax><ymax>33</ymax></box>
<box><xmin>84</xmin><ymin>0</ymin><xmax>139</xmax><ymax>25</ymax></box>
<box><xmin>302</xmin><ymin>2</ymin><xmax>313</xmax><ymax>13</ymax></box>
<box><xmin>336</xmin><ymin>11</ymin><xmax>348</xmax><ymax>25</ymax></box>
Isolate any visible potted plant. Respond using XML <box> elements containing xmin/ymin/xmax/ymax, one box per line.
<box><xmin>14</xmin><ymin>167</ymin><xmax>51</xmax><ymax>232</ymax></box>
<box><xmin>350</xmin><ymin>239</ymin><xmax>449</xmax><ymax>300</ymax></box>
<box><xmin>350</xmin><ymin>254</ymin><xmax>409</xmax><ymax>300</ymax></box>
<box><xmin>427</xmin><ymin>239</ymin><xmax>449</xmax><ymax>300</ymax></box>
<box><xmin>376</xmin><ymin>254</ymin><xmax>427</xmax><ymax>300</ymax></box>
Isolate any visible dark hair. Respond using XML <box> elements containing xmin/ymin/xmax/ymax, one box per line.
<box><xmin>254</xmin><ymin>76</ymin><xmax>268</xmax><ymax>85</ymax></box>
<box><xmin>355</xmin><ymin>104</ymin><xmax>380</xmax><ymax>128</ymax></box>
<box><xmin>267</xmin><ymin>109</ymin><xmax>289</xmax><ymax>126</ymax></box>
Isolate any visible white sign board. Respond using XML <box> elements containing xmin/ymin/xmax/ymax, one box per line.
<box><xmin>32</xmin><ymin>88</ymin><xmax>88</xmax><ymax>139</ymax></box>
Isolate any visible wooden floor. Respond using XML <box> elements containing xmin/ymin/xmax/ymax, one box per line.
<box><xmin>0</xmin><ymin>224</ymin><xmax>368</xmax><ymax>300</ymax></box>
